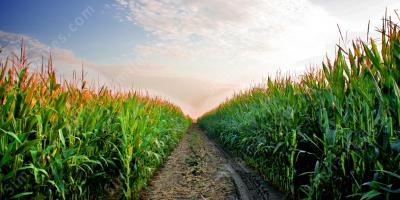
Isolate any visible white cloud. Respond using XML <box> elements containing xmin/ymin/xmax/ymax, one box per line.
<box><xmin>0</xmin><ymin>31</ymin><xmax>83</xmax><ymax>69</ymax></box>
<box><xmin>114</xmin><ymin>0</ymin><xmax>400</xmax><ymax>117</ymax></box>
<box><xmin>3</xmin><ymin>1</ymin><xmax>399</xmax><ymax>117</ymax></box>
<box><xmin>0</xmin><ymin>31</ymin><xmax>118</xmax><ymax>93</ymax></box>
<box><xmin>116</xmin><ymin>0</ymin><xmax>340</xmax><ymax>80</ymax></box>
<box><xmin>0</xmin><ymin>30</ymin><xmax>235</xmax><ymax>117</ymax></box>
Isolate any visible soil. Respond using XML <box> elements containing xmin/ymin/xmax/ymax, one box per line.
<box><xmin>142</xmin><ymin>124</ymin><xmax>285</xmax><ymax>200</ymax></box>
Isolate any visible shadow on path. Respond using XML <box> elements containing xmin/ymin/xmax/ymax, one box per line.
<box><xmin>143</xmin><ymin>124</ymin><xmax>285</xmax><ymax>200</ymax></box>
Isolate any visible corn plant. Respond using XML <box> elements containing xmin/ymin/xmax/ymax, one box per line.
<box><xmin>199</xmin><ymin>17</ymin><xmax>400</xmax><ymax>199</ymax></box>
<box><xmin>0</xmin><ymin>45</ymin><xmax>191</xmax><ymax>199</ymax></box>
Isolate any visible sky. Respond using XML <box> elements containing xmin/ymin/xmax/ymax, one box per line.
<box><xmin>1</xmin><ymin>0</ymin><xmax>400</xmax><ymax>118</ymax></box>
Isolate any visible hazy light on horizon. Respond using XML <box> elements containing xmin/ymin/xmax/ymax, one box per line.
<box><xmin>1</xmin><ymin>0</ymin><xmax>400</xmax><ymax>118</ymax></box>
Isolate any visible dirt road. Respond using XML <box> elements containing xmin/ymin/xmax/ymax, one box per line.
<box><xmin>142</xmin><ymin>124</ymin><xmax>284</xmax><ymax>200</ymax></box>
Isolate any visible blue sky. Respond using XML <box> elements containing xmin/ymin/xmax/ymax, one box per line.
<box><xmin>1</xmin><ymin>0</ymin><xmax>400</xmax><ymax>117</ymax></box>
<box><xmin>0</xmin><ymin>0</ymin><xmax>149</xmax><ymax>64</ymax></box>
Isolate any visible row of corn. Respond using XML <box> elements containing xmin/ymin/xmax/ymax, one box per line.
<box><xmin>0</xmin><ymin>46</ymin><xmax>191</xmax><ymax>199</ymax></box>
<box><xmin>199</xmin><ymin>18</ymin><xmax>400</xmax><ymax>199</ymax></box>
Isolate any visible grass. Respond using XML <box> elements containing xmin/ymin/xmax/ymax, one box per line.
<box><xmin>0</xmin><ymin>45</ymin><xmax>191</xmax><ymax>199</ymax></box>
<box><xmin>198</xmin><ymin>17</ymin><xmax>400</xmax><ymax>199</ymax></box>
<box><xmin>185</xmin><ymin>131</ymin><xmax>200</xmax><ymax>167</ymax></box>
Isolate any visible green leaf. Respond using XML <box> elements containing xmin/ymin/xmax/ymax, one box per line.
<box><xmin>58</xmin><ymin>129</ymin><xmax>66</xmax><ymax>147</ymax></box>
<box><xmin>0</xmin><ymin>128</ymin><xmax>22</xmax><ymax>144</ymax></box>
<box><xmin>11</xmin><ymin>192</ymin><xmax>33</xmax><ymax>199</ymax></box>
<box><xmin>361</xmin><ymin>190</ymin><xmax>381</xmax><ymax>200</ymax></box>
<box><xmin>272</xmin><ymin>142</ymin><xmax>284</xmax><ymax>154</ymax></box>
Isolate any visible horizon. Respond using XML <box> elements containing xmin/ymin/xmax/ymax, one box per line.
<box><xmin>1</xmin><ymin>0</ymin><xmax>400</xmax><ymax>118</ymax></box>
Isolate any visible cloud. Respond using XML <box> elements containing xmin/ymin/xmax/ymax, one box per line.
<box><xmin>0</xmin><ymin>31</ymin><xmax>82</xmax><ymax>69</ymax></box>
<box><xmin>114</xmin><ymin>0</ymin><xmax>400</xmax><ymax>117</ymax></box>
<box><xmin>3</xmin><ymin>1</ymin><xmax>399</xmax><ymax>117</ymax></box>
<box><xmin>0</xmin><ymin>30</ymin><xmax>235</xmax><ymax>117</ymax></box>
<box><xmin>116</xmin><ymin>0</ymin><xmax>340</xmax><ymax>80</ymax></box>
<box><xmin>310</xmin><ymin>0</ymin><xmax>397</xmax><ymax>23</ymax></box>
<box><xmin>0</xmin><ymin>31</ymin><xmax>119</xmax><ymax>93</ymax></box>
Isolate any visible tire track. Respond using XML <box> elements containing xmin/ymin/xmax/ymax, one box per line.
<box><xmin>200</xmin><ymin>125</ymin><xmax>286</xmax><ymax>200</ymax></box>
<box><xmin>144</xmin><ymin>124</ymin><xmax>285</xmax><ymax>200</ymax></box>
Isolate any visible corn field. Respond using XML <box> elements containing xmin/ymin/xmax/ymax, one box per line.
<box><xmin>198</xmin><ymin>19</ymin><xmax>400</xmax><ymax>199</ymax></box>
<box><xmin>0</xmin><ymin>46</ymin><xmax>191</xmax><ymax>199</ymax></box>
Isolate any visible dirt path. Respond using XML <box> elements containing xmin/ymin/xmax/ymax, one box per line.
<box><xmin>142</xmin><ymin>124</ymin><xmax>285</xmax><ymax>200</ymax></box>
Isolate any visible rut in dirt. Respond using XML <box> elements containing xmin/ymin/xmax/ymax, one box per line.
<box><xmin>142</xmin><ymin>124</ymin><xmax>285</xmax><ymax>200</ymax></box>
